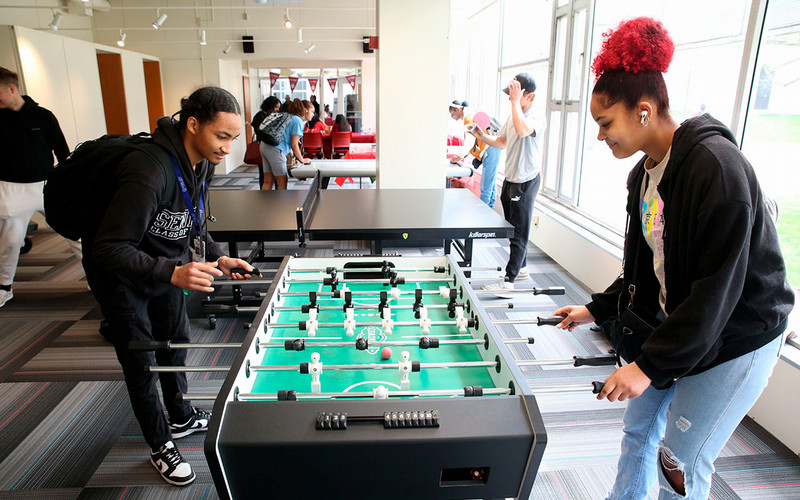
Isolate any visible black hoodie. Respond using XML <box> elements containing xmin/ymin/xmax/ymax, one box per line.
<box><xmin>90</xmin><ymin>116</ymin><xmax>224</xmax><ymax>296</ymax></box>
<box><xmin>586</xmin><ymin>114</ymin><xmax>794</xmax><ymax>388</ymax></box>
<box><xmin>0</xmin><ymin>96</ymin><xmax>69</xmax><ymax>183</ymax></box>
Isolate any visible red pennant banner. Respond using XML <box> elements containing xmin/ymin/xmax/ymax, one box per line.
<box><xmin>346</xmin><ymin>74</ymin><xmax>357</xmax><ymax>90</ymax></box>
<box><xmin>288</xmin><ymin>76</ymin><xmax>299</xmax><ymax>92</ymax></box>
<box><xmin>328</xmin><ymin>77</ymin><xmax>337</xmax><ymax>93</ymax></box>
<box><xmin>269</xmin><ymin>72</ymin><xmax>280</xmax><ymax>90</ymax></box>
<box><xmin>308</xmin><ymin>78</ymin><xmax>318</xmax><ymax>93</ymax></box>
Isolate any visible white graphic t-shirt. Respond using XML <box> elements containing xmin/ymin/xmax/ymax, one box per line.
<box><xmin>640</xmin><ymin>148</ymin><xmax>671</xmax><ymax>313</ymax></box>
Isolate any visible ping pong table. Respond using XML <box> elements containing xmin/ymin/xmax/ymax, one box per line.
<box><xmin>207</xmin><ymin>173</ymin><xmax>513</xmax><ymax>267</ymax></box>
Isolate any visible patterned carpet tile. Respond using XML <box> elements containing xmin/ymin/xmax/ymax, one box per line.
<box><xmin>0</xmin><ymin>382</ymin><xmax>77</xmax><ymax>464</ymax></box>
<box><xmin>0</xmin><ymin>381</ymin><xmax>130</xmax><ymax>490</ymax></box>
<box><xmin>0</xmin><ymin>320</ymin><xmax>73</xmax><ymax>383</ymax></box>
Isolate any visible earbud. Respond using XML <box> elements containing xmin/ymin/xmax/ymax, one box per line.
<box><xmin>640</xmin><ymin>110</ymin><xmax>648</xmax><ymax>124</ymax></box>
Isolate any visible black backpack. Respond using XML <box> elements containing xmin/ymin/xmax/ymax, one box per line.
<box><xmin>44</xmin><ymin>133</ymin><xmax>175</xmax><ymax>241</ymax></box>
<box><xmin>256</xmin><ymin>111</ymin><xmax>292</xmax><ymax>146</ymax></box>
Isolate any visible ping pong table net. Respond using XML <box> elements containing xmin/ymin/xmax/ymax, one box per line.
<box><xmin>296</xmin><ymin>171</ymin><xmax>322</xmax><ymax>247</ymax></box>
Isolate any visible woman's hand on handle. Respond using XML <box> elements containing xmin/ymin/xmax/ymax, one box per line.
<box><xmin>598</xmin><ymin>363</ymin><xmax>652</xmax><ymax>402</ymax></box>
<box><xmin>552</xmin><ymin>305</ymin><xmax>595</xmax><ymax>332</ymax></box>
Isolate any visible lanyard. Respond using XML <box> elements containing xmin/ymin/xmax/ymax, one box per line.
<box><xmin>171</xmin><ymin>157</ymin><xmax>204</xmax><ymax>234</ymax></box>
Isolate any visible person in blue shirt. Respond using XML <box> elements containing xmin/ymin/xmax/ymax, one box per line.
<box><xmin>260</xmin><ymin>98</ymin><xmax>310</xmax><ymax>189</ymax></box>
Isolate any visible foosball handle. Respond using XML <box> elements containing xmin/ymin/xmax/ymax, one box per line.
<box><xmin>573</xmin><ymin>354</ymin><xmax>618</xmax><ymax>367</ymax></box>
<box><xmin>537</xmin><ymin>316</ymin><xmax>565</xmax><ymax>326</ymax></box>
<box><xmin>203</xmin><ymin>304</ymin><xmax>239</xmax><ymax>314</ymax></box>
<box><xmin>592</xmin><ymin>381</ymin><xmax>606</xmax><ymax>394</ymax></box>
<box><xmin>129</xmin><ymin>340</ymin><xmax>171</xmax><ymax>351</ymax></box>
<box><xmin>230</xmin><ymin>267</ymin><xmax>260</xmax><ymax>275</ymax></box>
<box><xmin>534</xmin><ymin>286</ymin><xmax>566</xmax><ymax>295</ymax></box>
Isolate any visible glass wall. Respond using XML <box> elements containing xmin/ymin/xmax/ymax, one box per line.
<box><xmin>450</xmin><ymin>0</ymin><xmax>798</xmax><ymax>291</ymax></box>
<box><xmin>741</xmin><ymin>0</ymin><xmax>800</xmax><ymax>286</ymax></box>
<box><xmin>577</xmin><ymin>0</ymin><xmax>752</xmax><ymax>230</ymax></box>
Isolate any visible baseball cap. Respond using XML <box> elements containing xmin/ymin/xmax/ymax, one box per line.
<box><xmin>502</xmin><ymin>73</ymin><xmax>537</xmax><ymax>94</ymax></box>
<box><xmin>448</xmin><ymin>99</ymin><xmax>468</xmax><ymax>109</ymax></box>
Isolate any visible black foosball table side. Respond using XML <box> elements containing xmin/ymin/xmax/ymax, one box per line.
<box><xmin>205</xmin><ymin>255</ymin><xmax>548</xmax><ymax>500</ymax></box>
<box><xmin>205</xmin><ymin>256</ymin><xmax>292</xmax><ymax>499</ymax></box>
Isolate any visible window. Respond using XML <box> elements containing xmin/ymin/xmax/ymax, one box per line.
<box><xmin>741</xmin><ymin>0</ymin><xmax>800</xmax><ymax>287</ymax></box>
<box><xmin>567</xmin><ymin>0</ymin><xmax>754</xmax><ymax>232</ymax></box>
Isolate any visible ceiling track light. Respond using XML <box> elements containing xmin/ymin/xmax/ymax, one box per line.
<box><xmin>283</xmin><ymin>9</ymin><xmax>293</xmax><ymax>29</ymax></box>
<box><xmin>297</xmin><ymin>28</ymin><xmax>303</xmax><ymax>43</ymax></box>
<box><xmin>200</xmin><ymin>29</ymin><xmax>207</xmax><ymax>46</ymax></box>
<box><xmin>222</xmin><ymin>43</ymin><xmax>232</xmax><ymax>54</ymax></box>
<box><xmin>304</xmin><ymin>43</ymin><xmax>316</xmax><ymax>55</ymax></box>
<box><xmin>48</xmin><ymin>11</ymin><xmax>63</xmax><ymax>31</ymax></box>
<box><xmin>117</xmin><ymin>31</ymin><xmax>126</xmax><ymax>47</ymax></box>
<box><xmin>152</xmin><ymin>11</ymin><xmax>168</xmax><ymax>30</ymax></box>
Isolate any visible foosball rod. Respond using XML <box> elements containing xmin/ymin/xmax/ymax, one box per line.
<box><xmin>203</xmin><ymin>302</ymin><xmax>467</xmax><ymax>315</ymax></box>
<box><xmin>531</xmin><ymin>381</ymin><xmax>606</xmax><ymax>394</ymax></box>
<box><xmin>236</xmin><ymin>386</ymin><xmax>512</xmax><ymax>401</ymax></box>
<box><xmin>129</xmin><ymin>335</ymin><xmax>536</xmax><ymax>352</ymax></box>
<box><xmin>264</xmin><ymin>319</ymin><xmax>476</xmax><ymax>329</ymax></box>
<box><xmin>472</xmin><ymin>286</ymin><xmax>566</xmax><ymax>295</ymax></box>
<box><xmin>289</xmin><ymin>265</ymin><xmax>448</xmax><ymax>274</ymax></box>
<box><xmin>147</xmin><ymin>359</ymin><xmax>498</xmax><ymax>374</ymax></box>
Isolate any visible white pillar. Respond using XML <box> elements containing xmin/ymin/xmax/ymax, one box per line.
<box><xmin>377</xmin><ymin>0</ymin><xmax>450</xmax><ymax>189</ymax></box>
<box><xmin>361</xmin><ymin>57</ymin><xmax>377</xmax><ymax>133</ymax></box>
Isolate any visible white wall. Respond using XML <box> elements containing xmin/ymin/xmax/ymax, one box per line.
<box><xmin>120</xmin><ymin>50</ymin><xmax>151</xmax><ymax>134</ymax></box>
<box><xmin>361</xmin><ymin>57</ymin><xmax>377</xmax><ymax>133</ymax></box>
<box><xmin>529</xmin><ymin>205</ymin><xmax>622</xmax><ymax>292</ymax></box>
<box><xmin>13</xmin><ymin>26</ymin><xmax>103</xmax><ymax>148</ymax></box>
<box><xmin>749</xmin><ymin>348</ymin><xmax>800</xmax><ymax>454</ymax></box>
<box><xmin>376</xmin><ymin>0</ymin><xmax>450</xmax><ymax>189</ymax></box>
<box><xmin>217</xmin><ymin>58</ymin><xmax>247</xmax><ymax>174</ymax></box>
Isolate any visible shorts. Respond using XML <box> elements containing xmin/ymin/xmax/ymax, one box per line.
<box><xmin>260</xmin><ymin>142</ymin><xmax>288</xmax><ymax>177</ymax></box>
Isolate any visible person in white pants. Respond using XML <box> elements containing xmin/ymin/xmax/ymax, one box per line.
<box><xmin>0</xmin><ymin>67</ymin><xmax>70</xmax><ymax>307</ymax></box>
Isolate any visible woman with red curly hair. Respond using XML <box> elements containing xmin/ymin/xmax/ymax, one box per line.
<box><xmin>553</xmin><ymin>17</ymin><xmax>793</xmax><ymax>499</ymax></box>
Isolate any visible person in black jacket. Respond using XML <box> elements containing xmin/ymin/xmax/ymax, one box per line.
<box><xmin>553</xmin><ymin>18</ymin><xmax>793</xmax><ymax>499</ymax></box>
<box><xmin>81</xmin><ymin>87</ymin><xmax>257</xmax><ymax>486</ymax></box>
<box><xmin>0</xmin><ymin>67</ymin><xmax>70</xmax><ymax>307</ymax></box>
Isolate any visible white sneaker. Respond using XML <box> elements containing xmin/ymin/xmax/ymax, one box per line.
<box><xmin>481</xmin><ymin>281</ymin><xmax>514</xmax><ymax>299</ymax></box>
<box><xmin>0</xmin><ymin>289</ymin><xmax>12</xmax><ymax>308</ymax></box>
<box><xmin>516</xmin><ymin>267</ymin><xmax>530</xmax><ymax>280</ymax></box>
<box><xmin>150</xmin><ymin>440</ymin><xmax>195</xmax><ymax>486</ymax></box>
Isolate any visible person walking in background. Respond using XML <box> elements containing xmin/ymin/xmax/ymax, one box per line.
<box><xmin>553</xmin><ymin>18</ymin><xmax>793</xmax><ymax>499</ymax></box>
<box><xmin>251</xmin><ymin>95</ymin><xmax>280</xmax><ymax>189</ymax></box>
<box><xmin>470</xmin><ymin>73</ymin><xmax>545</xmax><ymax>297</ymax></box>
<box><xmin>0</xmin><ymin>66</ymin><xmax>70</xmax><ymax>308</ymax></box>
<box><xmin>81</xmin><ymin>87</ymin><xmax>258</xmax><ymax>486</ymax></box>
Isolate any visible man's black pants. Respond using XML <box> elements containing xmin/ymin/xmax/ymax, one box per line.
<box><xmin>500</xmin><ymin>174</ymin><xmax>541</xmax><ymax>282</ymax></box>
<box><xmin>82</xmin><ymin>250</ymin><xmax>193</xmax><ymax>450</ymax></box>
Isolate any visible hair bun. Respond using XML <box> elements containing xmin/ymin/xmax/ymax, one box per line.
<box><xmin>591</xmin><ymin>17</ymin><xmax>674</xmax><ymax>78</ymax></box>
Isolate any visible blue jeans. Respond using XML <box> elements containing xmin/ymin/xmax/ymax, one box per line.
<box><xmin>606</xmin><ymin>333</ymin><xmax>783</xmax><ymax>500</ymax></box>
<box><xmin>479</xmin><ymin>147</ymin><xmax>500</xmax><ymax>208</ymax></box>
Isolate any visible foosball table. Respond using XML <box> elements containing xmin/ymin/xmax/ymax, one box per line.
<box><xmin>205</xmin><ymin>255</ymin><xmax>549</xmax><ymax>499</ymax></box>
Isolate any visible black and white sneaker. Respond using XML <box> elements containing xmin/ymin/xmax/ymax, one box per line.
<box><xmin>169</xmin><ymin>407</ymin><xmax>211</xmax><ymax>439</ymax></box>
<box><xmin>150</xmin><ymin>440</ymin><xmax>195</xmax><ymax>486</ymax></box>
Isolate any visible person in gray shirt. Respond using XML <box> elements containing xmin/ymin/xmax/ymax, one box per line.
<box><xmin>471</xmin><ymin>73</ymin><xmax>545</xmax><ymax>297</ymax></box>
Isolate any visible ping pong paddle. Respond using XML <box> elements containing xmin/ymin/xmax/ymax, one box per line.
<box><xmin>472</xmin><ymin>111</ymin><xmax>491</xmax><ymax>131</ymax></box>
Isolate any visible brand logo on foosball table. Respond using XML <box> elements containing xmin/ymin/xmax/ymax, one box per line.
<box><xmin>358</xmin><ymin>326</ymin><xmax>387</xmax><ymax>355</ymax></box>
<box><xmin>402</xmin><ymin>233</ymin><xmax>408</xmax><ymax>239</ymax></box>
<box><xmin>469</xmin><ymin>231</ymin><xmax>497</xmax><ymax>238</ymax></box>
